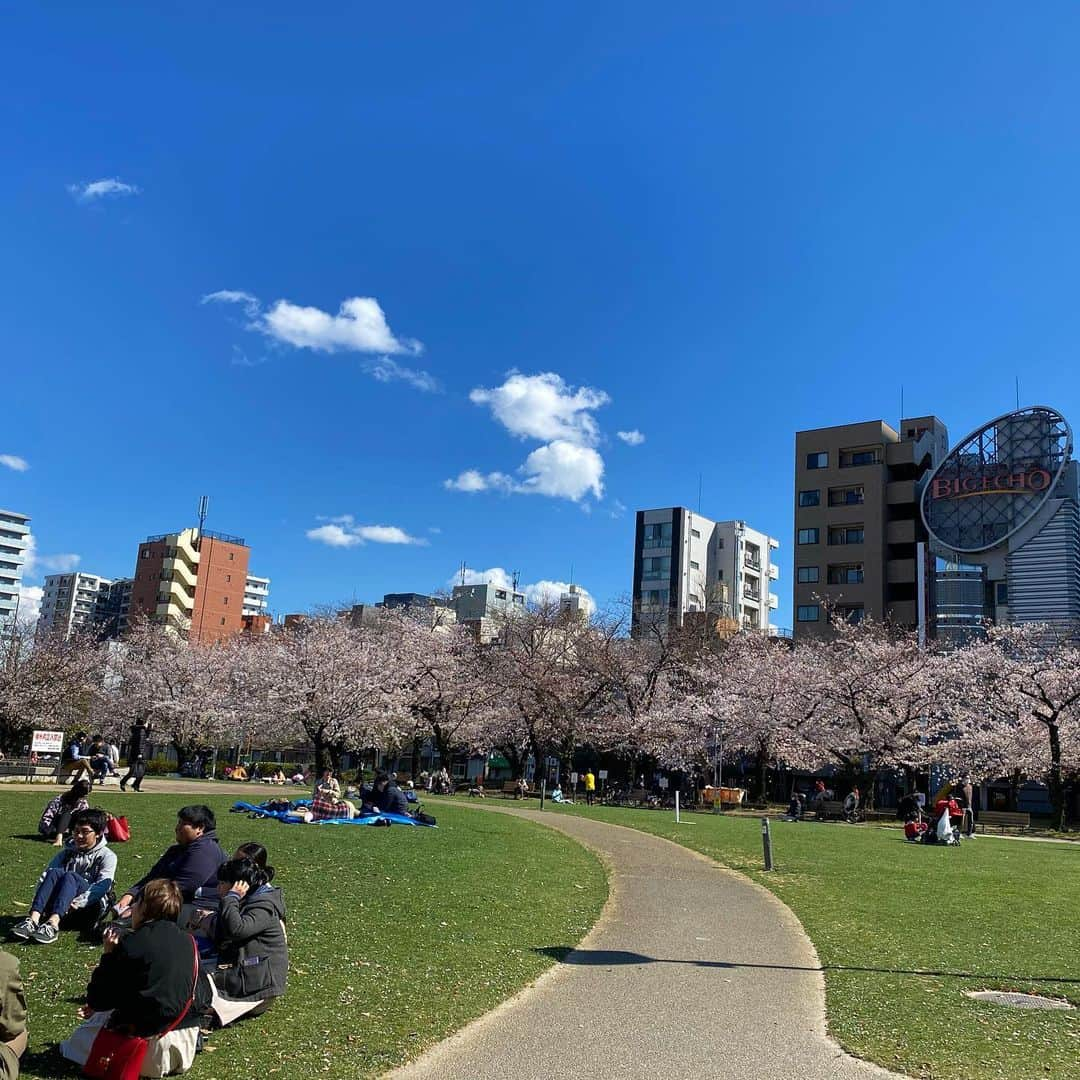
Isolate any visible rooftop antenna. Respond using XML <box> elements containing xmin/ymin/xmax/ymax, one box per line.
<box><xmin>569</xmin><ymin>562</ymin><xmax>574</xmax><ymax>586</ymax></box>
<box><xmin>511</xmin><ymin>570</ymin><xmax>520</xmax><ymax>593</ymax></box>
<box><xmin>459</xmin><ymin>561</ymin><xmax>466</xmax><ymax>587</ymax></box>
<box><xmin>1015</xmin><ymin>376</ymin><xmax>1020</xmax><ymax>411</ymax></box>
<box><xmin>900</xmin><ymin>385</ymin><xmax>904</xmax><ymax>428</ymax></box>
<box><xmin>196</xmin><ymin>495</ymin><xmax>209</xmax><ymax>539</ymax></box>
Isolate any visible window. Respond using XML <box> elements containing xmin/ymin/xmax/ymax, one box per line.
<box><xmin>640</xmin><ymin>589</ymin><xmax>666</xmax><ymax>606</ymax></box>
<box><xmin>828</xmin><ymin>526</ymin><xmax>864</xmax><ymax>546</ymax></box>
<box><xmin>221</xmin><ymin>617</ymin><xmax>227</xmax><ymax>625</ymax></box>
<box><xmin>228</xmin><ymin>552</ymin><xmax>235</xmax><ymax>561</ymax></box>
<box><xmin>223</xmin><ymin>596</ymin><xmax>229</xmax><ymax>605</ymax></box>
<box><xmin>836</xmin><ymin>604</ymin><xmax>865</xmax><ymax>624</ymax></box>
<box><xmin>828</xmin><ymin>564</ymin><xmax>864</xmax><ymax>585</ymax></box>
<box><xmin>718</xmin><ymin>538</ymin><xmax>724</xmax><ymax>548</ymax></box>
<box><xmin>717</xmin><ymin>569</ymin><xmax>724</xmax><ymax>580</ymax></box>
<box><xmin>996</xmin><ymin>583</ymin><xmax>1008</xmax><ymax>605</ymax></box>
<box><xmin>798</xmin><ymin>490</ymin><xmax>820</xmax><ymax>507</ymax></box>
<box><xmin>839</xmin><ymin>446</ymin><xmax>881</xmax><ymax>468</ymax></box>
<box><xmin>797</xmin><ymin>605</ymin><xmax>820</xmax><ymax>622</ymax></box>
<box><xmin>828</xmin><ymin>485</ymin><xmax>864</xmax><ymax>506</ymax></box>
<box><xmin>495</xmin><ymin>590</ymin><xmax>507</xmax><ymax>600</ymax></box>
<box><xmin>641</xmin><ymin>555</ymin><xmax>671</xmax><ymax>579</ymax></box>
<box><xmin>689</xmin><ymin>560</ymin><xmax>699</xmax><ymax>571</ymax></box>
<box><xmin>798</xmin><ymin>528</ymin><xmax>819</xmax><ymax>545</ymax></box>
<box><xmin>225</xmin><ymin>574</ymin><xmax>231</xmax><ymax>583</ymax></box>
<box><xmin>141</xmin><ymin>549</ymin><xmax>150</xmax><ymax>559</ymax></box>
<box><xmin>643</xmin><ymin>522</ymin><xmax>672</xmax><ymax>546</ymax></box>
<box><xmin>691</xmin><ymin>528</ymin><xmax>701</xmax><ymax>539</ymax></box>
<box><xmin>797</xmin><ymin>566</ymin><xmax>819</xmax><ymax>584</ymax></box>
<box><xmin>806</xmin><ymin>452</ymin><xmax>828</xmax><ymax>470</ymax></box>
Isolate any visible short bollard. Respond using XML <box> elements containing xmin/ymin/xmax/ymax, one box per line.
<box><xmin>761</xmin><ymin>817</ymin><xmax>774</xmax><ymax>871</ymax></box>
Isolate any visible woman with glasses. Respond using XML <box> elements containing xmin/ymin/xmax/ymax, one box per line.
<box><xmin>11</xmin><ymin>809</ymin><xmax>117</xmax><ymax>944</ymax></box>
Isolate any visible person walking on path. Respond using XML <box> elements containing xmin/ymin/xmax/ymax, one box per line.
<box><xmin>120</xmin><ymin>720</ymin><xmax>150</xmax><ymax>791</ymax></box>
<box><xmin>584</xmin><ymin>769</ymin><xmax>596</xmax><ymax>807</ymax></box>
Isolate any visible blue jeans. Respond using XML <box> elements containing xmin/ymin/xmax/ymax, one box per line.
<box><xmin>32</xmin><ymin>867</ymin><xmax>89</xmax><ymax>918</ymax></box>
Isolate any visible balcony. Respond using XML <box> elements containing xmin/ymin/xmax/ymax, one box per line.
<box><xmin>886</xmin><ymin>480</ymin><xmax>916</xmax><ymax>505</ymax></box>
<box><xmin>744</xmin><ymin>553</ymin><xmax>761</xmax><ymax>571</ymax></box>
<box><xmin>768</xmin><ymin>565</ymin><xmax>779</xmax><ymax>580</ymax></box>
<box><xmin>887</xmin><ymin>558</ymin><xmax>917</xmax><ymax>584</ymax></box>
<box><xmin>743</xmin><ymin>586</ymin><xmax>761</xmax><ymax>603</ymax></box>
<box><xmin>886</xmin><ymin>519</ymin><xmax>915</xmax><ymax>545</ymax></box>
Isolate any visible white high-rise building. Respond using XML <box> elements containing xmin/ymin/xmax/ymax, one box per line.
<box><xmin>242</xmin><ymin>574</ymin><xmax>271</xmax><ymax>617</ymax></box>
<box><xmin>37</xmin><ymin>573</ymin><xmax>133</xmax><ymax>639</ymax></box>
<box><xmin>632</xmin><ymin>507</ymin><xmax>780</xmax><ymax>636</ymax></box>
<box><xmin>0</xmin><ymin>509</ymin><xmax>31</xmax><ymax>629</ymax></box>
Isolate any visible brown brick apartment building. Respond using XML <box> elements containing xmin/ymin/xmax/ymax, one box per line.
<box><xmin>129</xmin><ymin>527</ymin><xmax>251</xmax><ymax>643</ymax></box>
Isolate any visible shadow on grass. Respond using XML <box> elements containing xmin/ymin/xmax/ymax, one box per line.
<box><xmin>535</xmin><ymin>947</ymin><xmax>1080</xmax><ymax>984</ymax></box>
<box><xmin>19</xmin><ymin>1045</ymin><xmax>76</xmax><ymax>1079</ymax></box>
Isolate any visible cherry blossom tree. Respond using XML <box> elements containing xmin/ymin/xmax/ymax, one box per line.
<box><xmin>252</xmin><ymin>612</ymin><xmax>420</xmax><ymax>774</ymax></box>
<box><xmin>110</xmin><ymin>619</ymin><xmax>247</xmax><ymax>771</ymax></box>
<box><xmin>0</xmin><ymin>624</ymin><xmax>106</xmax><ymax>750</ymax></box>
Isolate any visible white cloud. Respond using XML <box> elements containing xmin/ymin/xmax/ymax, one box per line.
<box><xmin>203</xmin><ymin>290</ymin><xmax>261</xmax><ymax>318</ymax></box>
<box><xmin>469</xmin><ymin>372</ymin><xmax>608</xmax><ymax>445</ymax></box>
<box><xmin>616</xmin><ymin>429</ymin><xmax>645</xmax><ymax>446</ymax></box>
<box><xmin>443</xmin><ymin>470</ymin><xmax>513</xmax><ymax>494</ymax></box>
<box><xmin>17</xmin><ymin>585</ymin><xmax>43</xmax><ymax>625</ymax></box>
<box><xmin>448</xmin><ymin>566</ymin><xmax>595</xmax><ymax>614</ymax></box>
<box><xmin>306</xmin><ymin>520</ymin><xmax>428</xmax><ymax>548</ymax></box>
<box><xmin>0</xmin><ymin>454</ymin><xmax>29</xmax><ymax>472</ymax></box>
<box><xmin>204</xmin><ymin>290</ymin><xmax>434</xmax><ymax>388</ymax></box>
<box><xmin>67</xmin><ymin>178</ymin><xmax>140</xmax><ymax>202</ymax></box>
<box><xmin>448</xmin><ymin>372</ymin><xmax>610</xmax><ymax>503</ymax></box>
<box><xmin>518</xmin><ymin>441</ymin><xmax>604</xmax><ymax>501</ymax></box>
<box><xmin>37</xmin><ymin>553</ymin><xmax>81</xmax><ymax>573</ymax></box>
<box><xmin>262</xmin><ymin>296</ymin><xmax>421</xmax><ymax>355</ymax></box>
<box><xmin>365</xmin><ymin>356</ymin><xmax>439</xmax><ymax>393</ymax></box>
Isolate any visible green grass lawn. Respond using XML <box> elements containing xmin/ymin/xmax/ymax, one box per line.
<box><xmin>543</xmin><ymin>802</ymin><xmax>1079</xmax><ymax>1080</ymax></box>
<box><xmin>0</xmin><ymin>790</ymin><xmax>606</xmax><ymax>1079</ymax></box>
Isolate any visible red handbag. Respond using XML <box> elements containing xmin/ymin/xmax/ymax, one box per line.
<box><xmin>83</xmin><ymin>936</ymin><xmax>198</xmax><ymax>1080</ymax></box>
<box><xmin>105</xmin><ymin>816</ymin><xmax>130</xmax><ymax>843</ymax></box>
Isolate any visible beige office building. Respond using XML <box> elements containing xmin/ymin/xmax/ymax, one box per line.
<box><xmin>792</xmin><ymin>417</ymin><xmax>949</xmax><ymax>638</ymax></box>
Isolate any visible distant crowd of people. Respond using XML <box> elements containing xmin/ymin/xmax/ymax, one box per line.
<box><xmin>3</xmin><ymin>792</ymin><xmax>290</xmax><ymax>1078</ymax></box>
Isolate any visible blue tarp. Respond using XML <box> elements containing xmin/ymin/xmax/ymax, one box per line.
<box><xmin>231</xmin><ymin>801</ymin><xmax>435</xmax><ymax>827</ymax></box>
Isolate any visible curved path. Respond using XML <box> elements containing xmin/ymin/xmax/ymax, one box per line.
<box><xmin>388</xmin><ymin>808</ymin><xmax>901</xmax><ymax>1080</ymax></box>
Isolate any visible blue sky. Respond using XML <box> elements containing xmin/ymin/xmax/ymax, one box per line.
<box><xmin>5</xmin><ymin>3</ymin><xmax>1080</xmax><ymax>628</ymax></box>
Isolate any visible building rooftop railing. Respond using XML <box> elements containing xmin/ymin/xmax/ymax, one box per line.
<box><xmin>145</xmin><ymin>529</ymin><xmax>246</xmax><ymax>546</ymax></box>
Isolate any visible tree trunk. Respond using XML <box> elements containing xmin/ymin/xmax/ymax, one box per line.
<box><xmin>313</xmin><ymin>735</ymin><xmax>328</xmax><ymax>776</ymax></box>
<box><xmin>410</xmin><ymin>735</ymin><xmax>422</xmax><ymax>780</ymax></box>
<box><xmin>1048</xmin><ymin>720</ymin><xmax>1064</xmax><ymax>831</ymax></box>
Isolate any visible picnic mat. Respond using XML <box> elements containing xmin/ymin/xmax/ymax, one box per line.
<box><xmin>231</xmin><ymin>801</ymin><xmax>436</xmax><ymax>827</ymax></box>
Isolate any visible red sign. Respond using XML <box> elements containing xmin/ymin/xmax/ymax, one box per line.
<box><xmin>930</xmin><ymin>468</ymin><xmax>1052</xmax><ymax>500</ymax></box>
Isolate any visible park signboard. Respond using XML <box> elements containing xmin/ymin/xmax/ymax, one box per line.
<box><xmin>921</xmin><ymin>405</ymin><xmax>1073</xmax><ymax>554</ymax></box>
<box><xmin>31</xmin><ymin>730</ymin><xmax>64</xmax><ymax>755</ymax></box>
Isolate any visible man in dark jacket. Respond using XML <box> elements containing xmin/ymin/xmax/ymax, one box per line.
<box><xmin>369</xmin><ymin>773</ymin><xmax>410</xmax><ymax>816</ymax></box>
<box><xmin>115</xmin><ymin>806</ymin><xmax>225</xmax><ymax>916</ymax></box>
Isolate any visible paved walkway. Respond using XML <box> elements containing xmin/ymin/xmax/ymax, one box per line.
<box><xmin>387</xmin><ymin>808</ymin><xmax>900</xmax><ymax>1080</ymax></box>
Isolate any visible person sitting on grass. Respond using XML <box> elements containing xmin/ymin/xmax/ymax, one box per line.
<box><xmin>37</xmin><ymin>780</ymin><xmax>92</xmax><ymax>847</ymax></box>
<box><xmin>468</xmin><ymin>779</ymin><xmax>486</xmax><ymax>798</ymax></box>
<box><xmin>550</xmin><ymin>784</ymin><xmax>573</xmax><ymax>805</ymax></box>
<box><xmin>785</xmin><ymin>791</ymin><xmax>804</xmax><ymax>821</ymax></box>
<box><xmin>201</xmin><ymin>856</ymin><xmax>288</xmax><ymax>1028</ymax></box>
<box><xmin>0</xmin><ymin>948</ymin><xmax>28</xmax><ymax>1080</ymax></box>
<box><xmin>61</xmin><ymin>879</ymin><xmax>207</xmax><ymax>1078</ymax></box>
<box><xmin>114</xmin><ymin>805</ymin><xmax>225</xmax><ymax>917</ymax></box>
<box><xmin>313</xmin><ymin>768</ymin><xmax>340</xmax><ymax>801</ymax></box>
<box><xmin>12</xmin><ymin>809</ymin><xmax>117</xmax><ymax>945</ymax></box>
<box><xmin>365</xmin><ymin>773</ymin><xmax>409</xmax><ymax>816</ymax></box>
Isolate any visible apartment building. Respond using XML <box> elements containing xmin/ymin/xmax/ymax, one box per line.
<box><xmin>631</xmin><ymin>507</ymin><xmax>780</xmax><ymax>636</ymax></box>
<box><xmin>38</xmin><ymin>572</ymin><xmax>114</xmax><ymax>638</ymax></box>
<box><xmin>0</xmin><ymin>509</ymin><xmax>30</xmax><ymax>628</ymax></box>
<box><xmin>129</xmin><ymin>527</ymin><xmax>251</xmax><ymax>643</ymax></box>
<box><xmin>242</xmin><ymin>575</ymin><xmax>271</xmax><ymax>617</ymax></box>
<box><xmin>792</xmin><ymin>416</ymin><xmax>949</xmax><ymax>638</ymax></box>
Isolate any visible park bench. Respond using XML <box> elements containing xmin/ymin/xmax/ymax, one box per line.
<box><xmin>501</xmin><ymin>780</ymin><xmax>535</xmax><ymax>798</ymax></box>
<box><xmin>977</xmin><ymin>810</ymin><xmax>1031</xmax><ymax>833</ymax></box>
<box><xmin>814</xmin><ymin>800</ymin><xmax>863</xmax><ymax>821</ymax></box>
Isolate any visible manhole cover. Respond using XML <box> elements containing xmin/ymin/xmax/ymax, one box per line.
<box><xmin>964</xmin><ymin>991</ymin><xmax>1075</xmax><ymax>1010</ymax></box>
